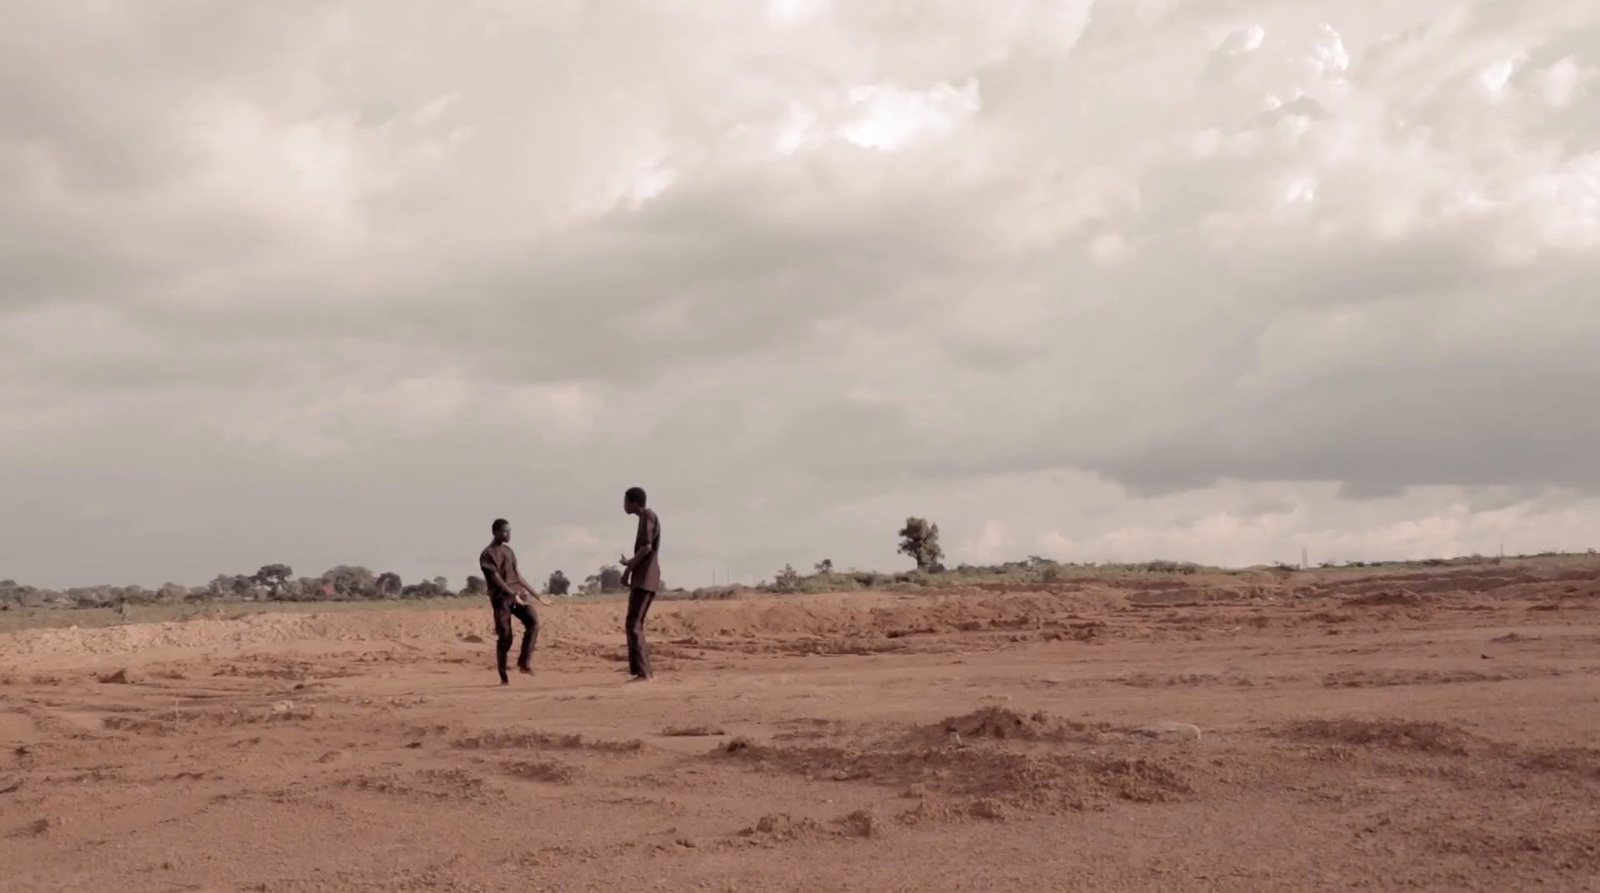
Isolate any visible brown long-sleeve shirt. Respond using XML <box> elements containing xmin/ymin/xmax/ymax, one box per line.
<box><xmin>625</xmin><ymin>509</ymin><xmax>661</xmax><ymax>593</ymax></box>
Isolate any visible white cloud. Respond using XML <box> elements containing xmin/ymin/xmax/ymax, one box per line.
<box><xmin>1312</xmin><ymin>23</ymin><xmax>1350</xmax><ymax>76</ymax></box>
<box><xmin>768</xmin><ymin>0</ymin><xmax>830</xmax><ymax>29</ymax></box>
<box><xmin>1478</xmin><ymin>54</ymin><xmax>1527</xmax><ymax>99</ymax></box>
<box><xmin>961</xmin><ymin>520</ymin><xmax>1014</xmax><ymax>565</ymax></box>
<box><xmin>837</xmin><ymin>79</ymin><xmax>981</xmax><ymax>152</ymax></box>
<box><xmin>1535</xmin><ymin>56</ymin><xmax>1591</xmax><ymax>106</ymax></box>
<box><xmin>503</xmin><ymin>383</ymin><xmax>606</xmax><ymax>442</ymax></box>
<box><xmin>1088</xmin><ymin>231</ymin><xmax>1133</xmax><ymax>264</ymax></box>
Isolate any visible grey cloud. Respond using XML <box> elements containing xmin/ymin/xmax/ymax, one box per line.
<box><xmin>3</xmin><ymin>0</ymin><xmax>1598</xmax><ymax>589</ymax></box>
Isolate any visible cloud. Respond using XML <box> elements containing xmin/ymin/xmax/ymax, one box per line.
<box><xmin>2</xmin><ymin>0</ymin><xmax>1598</xmax><ymax>588</ymax></box>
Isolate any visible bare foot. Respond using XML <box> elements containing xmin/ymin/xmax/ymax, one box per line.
<box><xmin>518</xmin><ymin>666</ymin><xmax>534</xmax><ymax>676</ymax></box>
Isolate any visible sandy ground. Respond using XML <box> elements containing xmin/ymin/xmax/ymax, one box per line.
<box><xmin>2</xmin><ymin>563</ymin><xmax>1599</xmax><ymax>893</ymax></box>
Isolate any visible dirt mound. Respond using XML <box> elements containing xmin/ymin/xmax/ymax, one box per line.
<box><xmin>661</xmin><ymin>725</ymin><xmax>726</xmax><ymax>738</ymax></box>
<box><xmin>713</xmin><ymin>736</ymin><xmax>1192</xmax><ymax>813</ymax></box>
<box><xmin>1281</xmin><ymin>719</ymin><xmax>1477</xmax><ymax>755</ymax></box>
<box><xmin>736</xmin><ymin>808</ymin><xmax>883</xmax><ymax>844</ymax></box>
<box><xmin>1321</xmin><ymin>668</ymin><xmax>1543</xmax><ymax>688</ymax></box>
<box><xmin>1344</xmin><ymin>590</ymin><xmax>1430</xmax><ymax>608</ymax></box>
<box><xmin>502</xmin><ymin>759</ymin><xmax>580</xmax><ymax>784</ymax></box>
<box><xmin>738</xmin><ymin>813</ymin><xmax>828</xmax><ymax>843</ymax></box>
<box><xmin>454</xmin><ymin>728</ymin><xmax>643</xmax><ymax>755</ymax></box>
<box><xmin>1124</xmin><ymin>585</ymin><xmax>1265</xmax><ymax>607</ymax></box>
<box><xmin>920</xmin><ymin>707</ymin><xmax>1108</xmax><ymax>744</ymax></box>
<box><xmin>212</xmin><ymin>657</ymin><xmax>353</xmax><ymax>681</ymax></box>
<box><xmin>834</xmin><ymin>809</ymin><xmax>883</xmax><ymax>838</ymax></box>
<box><xmin>9</xmin><ymin>817</ymin><xmax>50</xmax><ymax>838</ymax></box>
<box><xmin>1520</xmin><ymin>747</ymin><xmax>1600</xmax><ymax>780</ymax></box>
<box><xmin>102</xmin><ymin>700</ymin><xmax>316</xmax><ymax>736</ymax></box>
<box><xmin>337</xmin><ymin>768</ymin><xmax>499</xmax><ymax>804</ymax></box>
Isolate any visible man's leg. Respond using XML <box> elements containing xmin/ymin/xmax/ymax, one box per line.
<box><xmin>624</xmin><ymin>588</ymin><xmax>643</xmax><ymax>676</ymax></box>
<box><xmin>492</xmin><ymin>598</ymin><xmax>514</xmax><ymax>685</ymax></box>
<box><xmin>512</xmin><ymin>601</ymin><xmax>539</xmax><ymax>672</ymax></box>
<box><xmin>625</xmin><ymin>587</ymin><xmax>656</xmax><ymax>679</ymax></box>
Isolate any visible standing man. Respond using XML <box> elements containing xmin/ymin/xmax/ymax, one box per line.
<box><xmin>479</xmin><ymin>518</ymin><xmax>551</xmax><ymax>686</ymax></box>
<box><xmin>618</xmin><ymin>487</ymin><xmax>661</xmax><ymax>682</ymax></box>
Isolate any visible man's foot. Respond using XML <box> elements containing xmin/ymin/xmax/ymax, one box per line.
<box><xmin>518</xmin><ymin>665</ymin><xmax>534</xmax><ymax>675</ymax></box>
<box><xmin>626</xmin><ymin>673</ymin><xmax>654</xmax><ymax>683</ymax></box>
<box><xmin>499</xmin><ymin>678</ymin><xmax>510</xmax><ymax>686</ymax></box>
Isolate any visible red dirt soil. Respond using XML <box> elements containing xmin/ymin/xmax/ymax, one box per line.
<box><xmin>2</xmin><ymin>562</ymin><xmax>1599</xmax><ymax>892</ymax></box>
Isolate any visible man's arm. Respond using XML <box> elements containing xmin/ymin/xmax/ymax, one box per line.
<box><xmin>622</xmin><ymin>513</ymin><xmax>656</xmax><ymax>570</ymax></box>
<box><xmin>503</xmin><ymin>554</ymin><xmax>550</xmax><ymax>605</ymax></box>
<box><xmin>515</xmin><ymin>578</ymin><xmax>553</xmax><ymax>605</ymax></box>
<box><xmin>484</xmin><ymin>565</ymin><xmax>532</xmax><ymax>604</ymax></box>
<box><xmin>481</xmin><ymin>550</ymin><xmax>518</xmax><ymax>596</ymax></box>
<box><xmin>482</xmin><ymin>563</ymin><xmax>513</xmax><ymax>594</ymax></box>
<box><xmin>620</xmin><ymin>513</ymin><xmax>656</xmax><ymax>587</ymax></box>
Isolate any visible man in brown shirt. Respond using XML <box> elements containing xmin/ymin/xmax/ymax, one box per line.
<box><xmin>479</xmin><ymin>518</ymin><xmax>551</xmax><ymax>685</ymax></box>
<box><xmin>618</xmin><ymin>487</ymin><xmax>661</xmax><ymax>681</ymax></box>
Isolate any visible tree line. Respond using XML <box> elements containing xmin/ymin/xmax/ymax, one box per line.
<box><xmin>0</xmin><ymin>516</ymin><xmax>1563</xmax><ymax>613</ymax></box>
<box><xmin>0</xmin><ymin>516</ymin><xmax>944</xmax><ymax>611</ymax></box>
<box><xmin>0</xmin><ymin>561</ymin><xmax>663</xmax><ymax>611</ymax></box>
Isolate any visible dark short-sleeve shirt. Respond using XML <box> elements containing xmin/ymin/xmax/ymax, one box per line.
<box><xmin>479</xmin><ymin>544</ymin><xmax>521</xmax><ymax>599</ymax></box>
<box><xmin>630</xmin><ymin>509</ymin><xmax>662</xmax><ymax>593</ymax></box>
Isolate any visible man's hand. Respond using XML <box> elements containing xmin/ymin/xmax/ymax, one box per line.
<box><xmin>618</xmin><ymin>553</ymin><xmax>631</xmax><ymax>567</ymax></box>
<box><xmin>521</xmin><ymin>585</ymin><xmax>553</xmax><ymax>606</ymax></box>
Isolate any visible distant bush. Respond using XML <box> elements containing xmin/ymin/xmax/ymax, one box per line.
<box><xmin>1139</xmin><ymin>560</ymin><xmax>1201</xmax><ymax>575</ymax></box>
<box><xmin>773</xmin><ymin>564</ymin><xmax>804</xmax><ymax>593</ymax></box>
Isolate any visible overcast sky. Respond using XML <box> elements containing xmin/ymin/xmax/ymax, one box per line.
<box><xmin>3</xmin><ymin>0</ymin><xmax>1598</xmax><ymax>590</ymax></box>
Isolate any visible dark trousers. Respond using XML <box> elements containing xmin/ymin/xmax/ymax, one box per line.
<box><xmin>625</xmin><ymin>587</ymin><xmax>656</xmax><ymax>678</ymax></box>
<box><xmin>492</xmin><ymin>595</ymin><xmax>538</xmax><ymax>681</ymax></box>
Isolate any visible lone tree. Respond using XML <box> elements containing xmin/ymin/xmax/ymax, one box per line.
<box><xmin>897</xmin><ymin>517</ymin><xmax>944</xmax><ymax>571</ymax></box>
<box><xmin>321</xmin><ymin>565</ymin><xmax>376</xmax><ymax>599</ymax></box>
<box><xmin>375</xmin><ymin>572</ymin><xmax>403</xmax><ymax>597</ymax></box>
<box><xmin>546</xmin><ymin>570</ymin><xmax>570</xmax><ymax>596</ymax></box>
<box><xmin>774</xmin><ymin>564</ymin><xmax>803</xmax><ymax>592</ymax></box>
<box><xmin>463</xmin><ymin>575</ymin><xmax>487</xmax><ymax>596</ymax></box>
<box><xmin>583</xmin><ymin>566</ymin><xmax>625</xmax><ymax>594</ymax></box>
<box><xmin>254</xmin><ymin>564</ymin><xmax>294</xmax><ymax>600</ymax></box>
<box><xmin>814</xmin><ymin>559</ymin><xmax>834</xmax><ymax>575</ymax></box>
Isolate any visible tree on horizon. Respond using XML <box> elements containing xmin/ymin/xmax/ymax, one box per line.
<box><xmin>897</xmin><ymin>517</ymin><xmax>944</xmax><ymax>572</ymax></box>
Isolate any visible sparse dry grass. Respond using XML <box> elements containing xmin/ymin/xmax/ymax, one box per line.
<box><xmin>0</xmin><ymin>596</ymin><xmax>484</xmax><ymax>634</ymax></box>
<box><xmin>5</xmin><ymin>551</ymin><xmax>1596</xmax><ymax>634</ymax></box>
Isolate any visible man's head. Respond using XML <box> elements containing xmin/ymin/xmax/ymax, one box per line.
<box><xmin>623</xmin><ymin>487</ymin><xmax>647</xmax><ymax>515</ymax></box>
<box><xmin>492</xmin><ymin>518</ymin><xmax>510</xmax><ymax>544</ymax></box>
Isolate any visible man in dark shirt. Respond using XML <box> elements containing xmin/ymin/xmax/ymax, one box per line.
<box><xmin>618</xmin><ymin>487</ymin><xmax>661</xmax><ymax>681</ymax></box>
<box><xmin>479</xmin><ymin>518</ymin><xmax>550</xmax><ymax>685</ymax></box>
